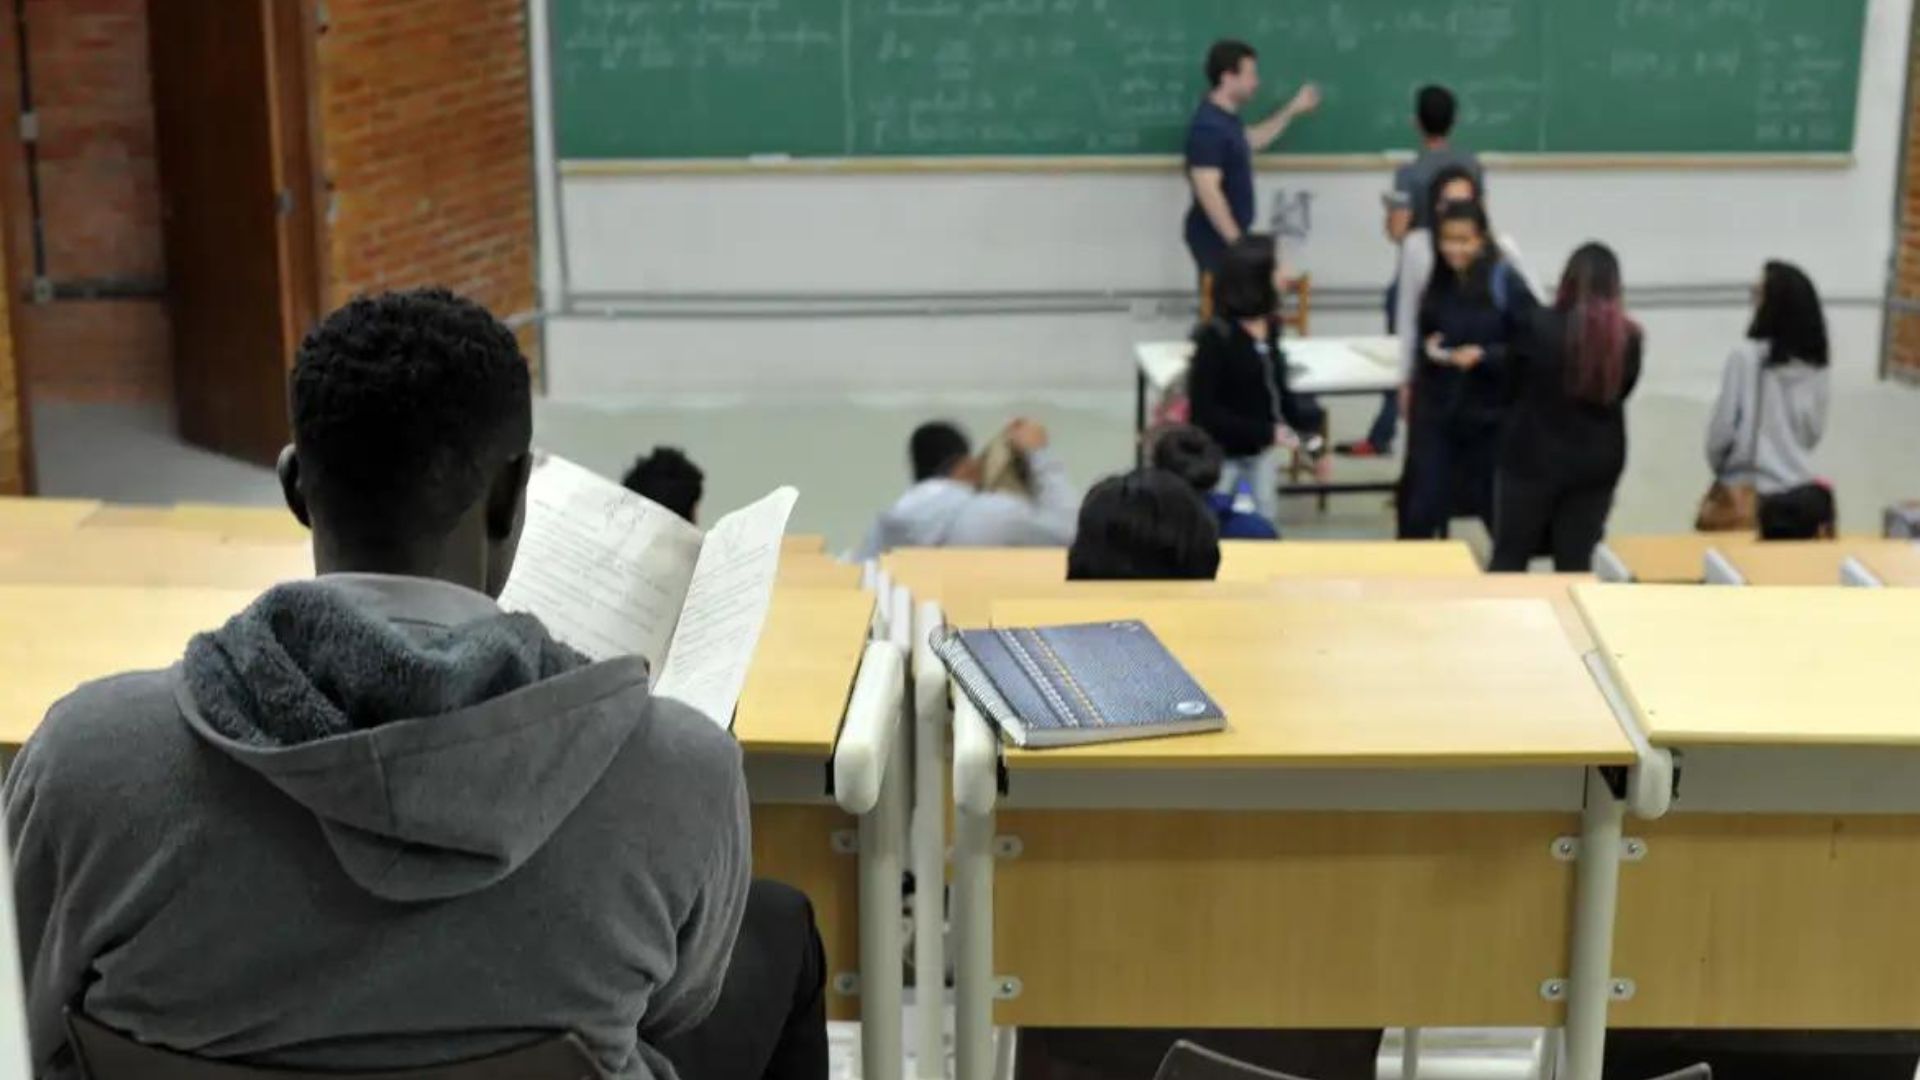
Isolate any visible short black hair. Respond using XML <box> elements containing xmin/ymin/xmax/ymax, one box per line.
<box><xmin>1424</xmin><ymin>161</ymin><xmax>1482</xmax><ymax>217</ymax></box>
<box><xmin>1205</xmin><ymin>40</ymin><xmax>1257</xmax><ymax>88</ymax></box>
<box><xmin>1749</xmin><ymin>260</ymin><xmax>1829</xmax><ymax>369</ymax></box>
<box><xmin>1416</xmin><ymin>85</ymin><xmax>1458</xmax><ymax>137</ymax></box>
<box><xmin>1067</xmin><ymin>469</ymin><xmax>1221</xmax><ymax>582</ymax></box>
<box><xmin>291</xmin><ymin>288</ymin><xmax>531</xmax><ymax>545</ymax></box>
<box><xmin>910</xmin><ymin>421</ymin><xmax>971</xmax><ymax>482</ymax></box>
<box><xmin>1759</xmin><ymin>484</ymin><xmax>1837</xmax><ymax>541</ymax></box>
<box><xmin>1211</xmin><ymin>234</ymin><xmax>1280</xmax><ymax>322</ymax></box>
<box><xmin>1148</xmin><ymin>424</ymin><xmax>1224</xmax><ymax>494</ymax></box>
<box><xmin>622</xmin><ymin>446</ymin><xmax>704</xmax><ymax>523</ymax></box>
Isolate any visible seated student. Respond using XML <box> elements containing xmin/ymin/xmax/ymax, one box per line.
<box><xmin>857</xmin><ymin>417</ymin><xmax>1078</xmax><ymax>557</ymax></box>
<box><xmin>1701</xmin><ymin>260</ymin><xmax>1831</xmax><ymax>531</ymax></box>
<box><xmin>1148</xmin><ymin>423</ymin><xmax>1280</xmax><ymax>540</ymax></box>
<box><xmin>4</xmin><ymin>289</ymin><xmax>824</xmax><ymax>1080</ymax></box>
<box><xmin>622</xmin><ymin>445</ymin><xmax>704</xmax><ymax>524</ymax></box>
<box><xmin>1759</xmin><ymin>483</ymin><xmax>1838</xmax><ymax>540</ymax></box>
<box><xmin>1066</xmin><ymin>469</ymin><xmax>1222</xmax><ymax>581</ymax></box>
<box><xmin>1187</xmin><ymin>234</ymin><xmax>1325</xmax><ymax>525</ymax></box>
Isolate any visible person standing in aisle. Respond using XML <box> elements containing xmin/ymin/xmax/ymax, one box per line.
<box><xmin>1183</xmin><ymin>40</ymin><xmax>1321</xmax><ymax>315</ymax></box>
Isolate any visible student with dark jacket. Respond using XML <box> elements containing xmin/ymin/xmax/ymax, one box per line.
<box><xmin>1187</xmin><ymin>234</ymin><xmax>1323</xmax><ymax>524</ymax></box>
<box><xmin>1398</xmin><ymin>199</ymin><xmax>1536</xmax><ymax>540</ymax></box>
<box><xmin>4</xmin><ymin>289</ymin><xmax>825</xmax><ymax>1080</ymax></box>
<box><xmin>1491</xmin><ymin>243</ymin><xmax>1643</xmax><ymax>572</ymax></box>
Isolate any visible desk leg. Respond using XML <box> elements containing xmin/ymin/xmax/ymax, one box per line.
<box><xmin>1565</xmin><ymin>768</ymin><xmax>1625</xmax><ymax>1080</ymax></box>
<box><xmin>911</xmin><ymin>604</ymin><xmax>950</xmax><ymax>1080</ymax></box>
<box><xmin>861</xmin><ymin>731</ymin><xmax>909</xmax><ymax>1080</ymax></box>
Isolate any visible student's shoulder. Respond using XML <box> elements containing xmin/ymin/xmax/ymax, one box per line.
<box><xmin>632</xmin><ymin>695</ymin><xmax>744</xmax><ymax>793</ymax></box>
<box><xmin>12</xmin><ymin>668</ymin><xmax>195</xmax><ymax>799</ymax></box>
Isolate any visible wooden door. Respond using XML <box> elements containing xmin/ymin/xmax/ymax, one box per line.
<box><xmin>148</xmin><ymin>0</ymin><xmax>323</xmax><ymax>465</ymax></box>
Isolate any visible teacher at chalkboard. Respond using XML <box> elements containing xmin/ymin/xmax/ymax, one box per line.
<box><xmin>1185</xmin><ymin>40</ymin><xmax>1320</xmax><ymax>316</ymax></box>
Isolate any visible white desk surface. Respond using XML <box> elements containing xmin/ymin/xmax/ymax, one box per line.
<box><xmin>1135</xmin><ymin>335</ymin><xmax>1401</xmax><ymax>396</ymax></box>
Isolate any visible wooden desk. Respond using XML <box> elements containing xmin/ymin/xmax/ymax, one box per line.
<box><xmin>0</xmin><ymin>497</ymin><xmax>101</xmax><ymax>533</ymax></box>
<box><xmin>1603</xmin><ymin>534</ymin><xmax>1743</xmax><ymax>584</ymax></box>
<box><xmin>777</xmin><ymin>553</ymin><xmax>863</xmax><ymax>589</ymax></box>
<box><xmin>0</xmin><ymin>531</ymin><xmax>311</xmax><ymax>589</ymax></box>
<box><xmin>781</xmin><ymin>533</ymin><xmax>828</xmax><ymax>554</ymax></box>
<box><xmin>957</xmin><ymin>594</ymin><xmax>1630</xmax><ymax>1034</ymax></box>
<box><xmin>1579</xmin><ymin>584</ymin><xmax>1920</xmax><ymax>1029</ymax></box>
<box><xmin>1715</xmin><ymin>539</ymin><xmax>1920</xmax><ymax>587</ymax></box>
<box><xmin>1216</xmin><ymin>540</ymin><xmax>1480</xmax><ymax>582</ymax></box>
<box><xmin>0</xmin><ymin>584</ymin><xmax>257</xmax><ymax>746</ymax></box>
<box><xmin>734</xmin><ymin>587</ymin><xmax>876</xmax><ymax>1024</ymax></box>
<box><xmin>1266</xmin><ymin>573</ymin><xmax>1595</xmax><ymax>649</ymax></box>
<box><xmin>886</xmin><ymin>542</ymin><xmax>1483</xmax><ymax>624</ymax></box>
<box><xmin>1852</xmin><ymin>542</ymin><xmax>1920</xmax><ymax>586</ymax></box>
<box><xmin>163</xmin><ymin>503</ymin><xmax>309</xmax><ymax>544</ymax></box>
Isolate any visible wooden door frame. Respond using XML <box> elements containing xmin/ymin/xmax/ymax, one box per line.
<box><xmin>265</xmin><ymin>0</ymin><xmax>329</xmax><ymax>368</ymax></box>
<box><xmin>0</xmin><ymin>0</ymin><xmax>37</xmax><ymax>491</ymax></box>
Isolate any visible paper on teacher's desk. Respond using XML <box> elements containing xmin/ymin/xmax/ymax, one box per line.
<box><xmin>498</xmin><ymin>453</ymin><xmax>705</xmax><ymax>666</ymax></box>
<box><xmin>655</xmin><ymin>486</ymin><xmax>799</xmax><ymax>727</ymax></box>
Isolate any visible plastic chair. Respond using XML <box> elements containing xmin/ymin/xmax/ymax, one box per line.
<box><xmin>66</xmin><ymin>1012</ymin><xmax>607</xmax><ymax>1080</ymax></box>
<box><xmin>1152</xmin><ymin>1041</ymin><xmax>1311</xmax><ymax>1080</ymax></box>
<box><xmin>1153</xmin><ymin>1038</ymin><xmax>1711</xmax><ymax>1080</ymax></box>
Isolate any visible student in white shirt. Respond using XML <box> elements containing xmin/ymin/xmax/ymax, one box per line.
<box><xmin>856</xmin><ymin>419</ymin><xmax>1079</xmax><ymax>557</ymax></box>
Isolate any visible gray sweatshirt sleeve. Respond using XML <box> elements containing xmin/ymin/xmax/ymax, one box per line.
<box><xmin>1705</xmin><ymin>346</ymin><xmax>1747</xmax><ymax>476</ymax></box>
<box><xmin>639</xmin><ymin>744</ymin><xmax>752</xmax><ymax>1043</ymax></box>
<box><xmin>1794</xmin><ymin>370</ymin><xmax>1830</xmax><ymax>450</ymax></box>
<box><xmin>1396</xmin><ymin>233</ymin><xmax>1432</xmax><ymax>382</ymax></box>
<box><xmin>5</xmin><ymin>734</ymin><xmax>89</xmax><ymax>1077</ymax></box>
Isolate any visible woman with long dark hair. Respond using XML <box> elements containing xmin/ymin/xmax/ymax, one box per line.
<box><xmin>1701</xmin><ymin>260</ymin><xmax>1831</xmax><ymax>528</ymax></box>
<box><xmin>1397</xmin><ymin>199</ymin><xmax>1536</xmax><ymax>539</ymax></box>
<box><xmin>1490</xmin><ymin>242</ymin><xmax>1643</xmax><ymax>571</ymax></box>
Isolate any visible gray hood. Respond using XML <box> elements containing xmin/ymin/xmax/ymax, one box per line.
<box><xmin>179</xmin><ymin>578</ymin><xmax>653</xmax><ymax>903</ymax></box>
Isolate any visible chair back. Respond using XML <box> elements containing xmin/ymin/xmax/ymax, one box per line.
<box><xmin>1152</xmin><ymin>1040</ymin><xmax>1312</xmax><ymax>1080</ymax></box>
<box><xmin>66</xmin><ymin>1012</ymin><xmax>606</xmax><ymax>1080</ymax></box>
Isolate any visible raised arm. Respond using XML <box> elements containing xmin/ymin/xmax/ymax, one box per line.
<box><xmin>1246</xmin><ymin>83</ymin><xmax>1321</xmax><ymax>152</ymax></box>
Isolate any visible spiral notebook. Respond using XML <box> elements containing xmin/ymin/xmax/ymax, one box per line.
<box><xmin>932</xmin><ymin>620</ymin><xmax>1225</xmax><ymax>748</ymax></box>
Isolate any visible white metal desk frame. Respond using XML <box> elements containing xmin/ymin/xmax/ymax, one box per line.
<box><xmin>937</xmin><ymin>599</ymin><xmax>1675</xmax><ymax>1080</ymax></box>
<box><xmin>1841</xmin><ymin>556</ymin><xmax>1884</xmax><ymax>588</ymax></box>
<box><xmin>752</xmin><ymin>578</ymin><xmax>911</xmax><ymax>1080</ymax></box>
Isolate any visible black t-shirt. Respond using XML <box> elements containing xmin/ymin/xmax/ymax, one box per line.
<box><xmin>1183</xmin><ymin>100</ymin><xmax>1254</xmax><ymax>272</ymax></box>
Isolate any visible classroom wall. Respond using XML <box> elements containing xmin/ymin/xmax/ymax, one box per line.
<box><xmin>540</xmin><ymin>0</ymin><xmax>1913</xmax><ymax>405</ymax></box>
<box><xmin>0</xmin><ymin>234</ymin><xmax>21</xmax><ymax>495</ymax></box>
<box><xmin>318</xmin><ymin>0</ymin><xmax>540</xmax><ymax>353</ymax></box>
<box><xmin>8</xmin><ymin>0</ymin><xmax>169</xmax><ymax>404</ymax></box>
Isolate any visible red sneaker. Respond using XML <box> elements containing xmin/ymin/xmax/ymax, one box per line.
<box><xmin>1335</xmin><ymin>439</ymin><xmax>1388</xmax><ymax>458</ymax></box>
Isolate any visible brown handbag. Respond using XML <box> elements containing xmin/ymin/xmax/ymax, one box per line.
<box><xmin>1696</xmin><ymin>359</ymin><xmax>1765</xmax><ymax>532</ymax></box>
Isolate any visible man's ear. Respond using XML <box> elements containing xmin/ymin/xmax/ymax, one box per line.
<box><xmin>276</xmin><ymin>446</ymin><xmax>310</xmax><ymax>527</ymax></box>
<box><xmin>487</xmin><ymin>453</ymin><xmax>534</xmax><ymax>541</ymax></box>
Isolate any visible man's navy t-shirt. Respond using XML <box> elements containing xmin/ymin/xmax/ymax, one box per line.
<box><xmin>1183</xmin><ymin>99</ymin><xmax>1254</xmax><ymax>273</ymax></box>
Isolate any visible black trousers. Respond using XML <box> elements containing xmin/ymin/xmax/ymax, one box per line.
<box><xmin>1489</xmin><ymin>471</ymin><xmax>1615</xmax><ymax>573</ymax></box>
<box><xmin>661</xmin><ymin>880</ymin><xmax>829</xmax><ymax>1080</ymax></box>
<box><xmin>1397</xmin><ymin>414</ymin><xmax>1498</xmax><ymax>540</ymax></box>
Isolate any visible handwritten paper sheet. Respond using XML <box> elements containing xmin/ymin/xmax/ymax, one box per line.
<box><xmin>499</xmin><ymin>454</ymin><xmax>704</xmax><ymax>668</ymax></box>
<box><xmin>655</xmin><ymin>487</ymin><xmax>799</xmax><ymax>726</ymax></box>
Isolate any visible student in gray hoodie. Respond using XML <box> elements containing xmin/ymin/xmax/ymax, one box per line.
<box><xmin>855</xmin><ymin>418</ymin><xmax>1079</xmax><ymax>558</ymax></box>
<box><xmin>1707</xmin><ymin>260</ymin><xmax>1831</xmax><ymax>498</ymax></box>
<box><xmin>4</xmin><ymin>289</ymin><xmax>823</xmax><ymax>1080</ymax></box>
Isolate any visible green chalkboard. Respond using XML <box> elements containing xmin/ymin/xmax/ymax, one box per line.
<box><xmin>550</xmin><ymin>0</ymin><xmax>1867</xmax><ymax>160</ymax></box>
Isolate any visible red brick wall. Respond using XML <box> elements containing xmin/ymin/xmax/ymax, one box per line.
<box><xmin>316</xmin><ymin>0</ymin><xmax>537</xmax><ymax>345</ymax></box>
<box><xmin>0</xmin><ymin>243</ymin><xmax>21</xmax><ymax>494</ymax></box>
<box><xmin>18</xmin><ymin>0</ymin><xmax>170</xmax><ymax>402</ymax></box>
<box><xmin>1890</xmin><ymin>18</ymin><xmax>1920</xmax><ymax>382</ymax></box>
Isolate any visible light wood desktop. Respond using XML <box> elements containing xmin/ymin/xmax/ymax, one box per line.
<box><xmin>965</xmin><ymin>594</ymin><xmax>1631</xmax><ymax>1030</ymax></box>
<box><xmin>991</xmin><ymin>596</ymin><xmax>1629</xmax><ymax>770</ymax></box>
<box><xmin>781</xmin><ymin>534</ymin><xmax>828</xmax><ymax>554</ymax></box>
<box><xmin>0</xmin><ymin>530</ymin><xmax>312</xmax><ymax>590</ymax></box>
<box><xmin>885</xmin><ymin>541</ymin><xmax>1482</xmax><ymax>625</ymax></box>
<box><xmin>0</xmin><ymin>584</ymin><xmax>258</xmax><ymax>746</ymax></box>
<box><xmin>1853</xmin><ymin>542</ymin><xmax>1920</xmax><ymax>586</ymax></box>
<box><xmin>1603</xmin><ymin>534</ymin><xmax>1742</xmax><ymax>583</ymax></box>
<box><xmin>777</xmin><ymin>553</ymin><xmax>863</xmax><ymax>589</ymax></box>
<box><xmin>1265</xmin><ymin>573</ymin><xmax>1594</xmax><ymax>649</ymax></box>
<box><xmin>1715</xmin><ymin>539</ymin><xmax>1920</xmax><ymax>586</ymax></box>
<box><xmin>735</xmin><ymin>585</ymin><xmax>877</xmax><ymax>1024</ymax></box>
<box><xmin>0</xmin><ymin>497</ymin><xmax>102</xmax><ymax>532</ymax></box>
<box><xmin>1579</xmin><ymin>584</ymin><xmax>1920</xmax><ymax>1028</ymax></box>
